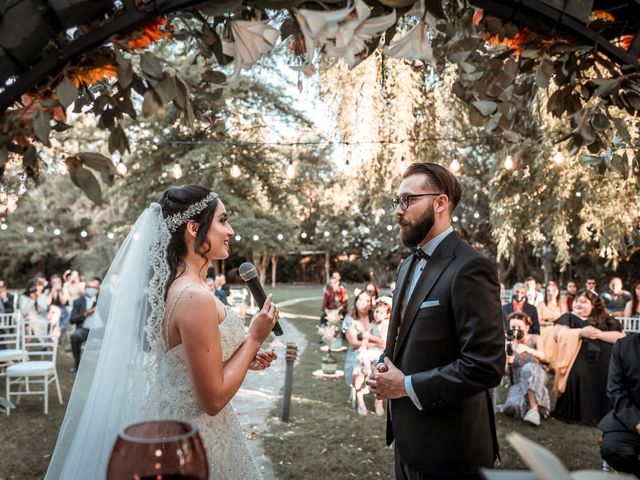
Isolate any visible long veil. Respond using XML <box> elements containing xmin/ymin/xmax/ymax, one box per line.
<box><xmin>45</xmin><ymin>203</ymin><xmax>171</xmax><ymax>479</ymax></box>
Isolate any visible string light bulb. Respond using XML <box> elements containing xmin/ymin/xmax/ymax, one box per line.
<box><xmin>27</xmin><ymin>226</ymin><xmax>34</xmax><ymax>233</ymax></box>
<box><xmin>80</xmin><ymin>230</ymin><xmax>88</xmax><ymax>238</ymax></box>
<box><xmin>230</xmin><ymin>164</ymin><xmax>241</xmax><ymax>178</ymax></box>
<box><xmin>252</xmin><ymin>234</ymin><xmax>259</xmax><ymax>241</ymax></box>
<box><xmin>301</xmin><ymin>232</ymin><xmax>308</xmax><ymax>239</ymax></box>
<box><xmin>286</xmin><ymin>162</ymin><xmax>296</xmax><ymax>179</ymax></box>
<box><xmin>449</xmin><ymin>159</ymin><xmax>461</xmax><ymax>172</ymax></box>
<box><xmin>553</xmin><ymin>151</ymin><xmax>564</xmax><ymax>165</ymax></box>
<box><xmin>172</xmin><ymin>163</ymin><xmax>183</xmax><ymax>179</ymax></box>
<box><xmin>503</xmin><ymin>155</ymin><xmax>514</xmax><ymax>170</ymax></box>
<box><xmin>277</xmin><ymin>233</ymin><xmax>284</xmax><ymax>240</ymax></box>
<box><xmin>0</xmin><ymin>223</ymin><xmax>7</xmax><ymax>230</ymax></box>
<box><xmin>53</xmin><ymin>228</ymin><xmax>61</xmax><ymax>236</ymax></box>
<box><xmin>235</xmin><ymin>235</ymin><xmax>242</xmax><ymax>241</ymax></box>
<box><xmin>107</xmin><ymin>232</ymin><xmax>115</xmax><ymax>240</ymax></box>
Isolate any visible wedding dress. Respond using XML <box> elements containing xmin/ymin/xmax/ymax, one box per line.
<box><xmin>159</xmin><ymin>285</ymin><xmax>260</xmax><ymax>479</ymax></box>
<box><xmin>45</xmin><ymin>202</ymin><xmax>260</xmax><ymax>479</ymax></box>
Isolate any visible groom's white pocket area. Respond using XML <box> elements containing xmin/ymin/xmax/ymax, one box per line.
<box><xmin>419</xmin><ymin>300</ymin><xmax>440</xmax><ymax>309</ymax></box>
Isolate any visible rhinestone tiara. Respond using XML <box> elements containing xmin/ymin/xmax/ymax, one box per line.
<box><xmin>164</xmin><ymin>192</ymin><xmax>219</xmax><ymax>232</ymax></box>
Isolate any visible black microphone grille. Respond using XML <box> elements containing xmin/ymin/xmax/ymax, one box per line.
<box><xmin>238</xmin><ymin>262</ymin><xmax>258</xmax><ymax>281</ymax></box>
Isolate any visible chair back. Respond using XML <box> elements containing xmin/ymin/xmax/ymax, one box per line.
<box><xmin>617</xmin><ymin>316</ymin><xmax>640</xmax><ymax>334</ymax></box>
<box><xmin>22</xmin><ymin>314</ymin><xmax>58</xmax><ymax>363</ymax></box>
<box><xmin>0</xmin><ymin>312</ymin><xmax>21</xmax><ymax>350</ymax></box>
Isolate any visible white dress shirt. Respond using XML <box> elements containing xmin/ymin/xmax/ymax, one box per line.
<box><xmin>82</xmin><ymin>296</ymin><xmax>103</xmax><ymax>330</ymax></box>
<box><xmin>404</xmin><ymin>226</ymin><xmax>454</xmax><ymax>410</ymax></box>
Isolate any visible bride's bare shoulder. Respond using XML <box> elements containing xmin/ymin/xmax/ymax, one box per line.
<box><xmin>168</xmin><ymin>282</ymin><xmax>220</xmax><ymax>325</ymax></box>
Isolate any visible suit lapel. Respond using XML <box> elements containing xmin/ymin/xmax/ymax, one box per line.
<box><xmin>385</xmin><ymin>256</ymin><xmax>415</xmax><ymax>358</ymax></box>
<box><xmin>393</xmin><ymin>231</ymin><xmax>460</xmax><ymax>360</ymax></box>
<box><xmin>393</xmin><ymin>256</ymin><xmax>455</xmax><ymax>359</ymax></box>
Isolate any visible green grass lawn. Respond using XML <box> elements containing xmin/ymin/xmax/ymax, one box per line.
<box><xmin>265</xmin><ymin>285</ymin><xmax>604</xmax><ymax>479</ymax></box>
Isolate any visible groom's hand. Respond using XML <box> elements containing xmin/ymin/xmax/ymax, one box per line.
<box><xmin>366</xmin><ymin>357</ymin><xmax>407</xmax><ymax>400</ymax></box>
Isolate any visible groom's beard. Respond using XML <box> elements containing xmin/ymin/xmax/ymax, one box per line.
<box><xmin>399</xmin><ymin>204</ymin><xmax>435</xmax><ymax>248</ymax></box>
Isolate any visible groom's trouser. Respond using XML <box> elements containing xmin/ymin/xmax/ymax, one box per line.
<box><xmin>395</xmin><ymin>447</ymin><xmax>483</xmax><ymax>480</ymax></box>
<box><xmin>70</xmin><ymin>327</ymin><xmax>90</xmax><ymax>368</ymax></box>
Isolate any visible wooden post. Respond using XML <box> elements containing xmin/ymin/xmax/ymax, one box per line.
<box><xmin>280</xmin><ymin>342</ymin><xmax>298</xmax><ymax>422</ymax></box>
<box><xmin>271</xmin><ymin>255</ymin><xmax>277</xmax><ymax>289</ymax></box>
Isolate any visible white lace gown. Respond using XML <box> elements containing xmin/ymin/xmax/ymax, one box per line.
<box><xmin>157</xmin><ymin>306</ymin><xmax>261</xmax><ymax>479</ymax></box>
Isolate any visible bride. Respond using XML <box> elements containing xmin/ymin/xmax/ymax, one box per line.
<box><xmin>46</xmin><ymin>185</ymin><xmax>279</xmax><ymax>479</ymax></box>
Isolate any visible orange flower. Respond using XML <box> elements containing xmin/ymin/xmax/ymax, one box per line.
<box><xmin>614</xmin><ymin>34</ymin><xmax>634</xmax><ymax>51</ymax></box>
<box><xmin>70</xmin><ymin>65</ymin><xmax>117</xmax><ymax>87</ymax></box>
<box><xmin>484</xmin><ymin>27</ymin><xmax>529</xmax><ymax>55</ymax></box>
<box><xmin>590</xmin><ymin>10</ymin><xmax>615</xmax><ymax>22</ymax></box>
<box><xmin>116</xmin><ymin>16</ymin><xmax>171</xmax><ymax>51</ymax></box>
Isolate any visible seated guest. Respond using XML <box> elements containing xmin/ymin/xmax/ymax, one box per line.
<box><xmin>343</xmin><ymin>291</ymin><xmax>383</xmax><ymax>415</ymax></box>
<box><xmin>601</xmin><ymin>277</ymin><xmax>632</xmax><ymax>317</ymax></box>
<box><xmin>213</xmin><ymin>273</ymin><xmax>230</xmax><ymax>305</ymax></box>
<box><xmin>205</xmin><ymin>276</ymin><xmax>215</xmax><ymax>293</ymax></box>
<box><xmin>69</xmin><ymin>277</ymin><xmax>102</xmax><ymax>373</ymax></box>
<box><xmin>624</xmin><ymin>282</ymin><xmax>640</xmax><ymax>318</ymax></box>
<box><xmin>525</xmin><ymin>276</ymin><xmax>544</xmax><ymax>307</ymax></box>
<box><xmin>321</xmin><ymin>275</ymin><xmax>348</xmax><ymax>322</ymax></box>
<box><xmin>19</xmin><ymin>282</ymin><xmax>40</xmax><ymax>335</ymax></box>
<box><xmin>502</xmin><ymin>312</ymin><xmax>549</xmax><ymax>426</ymax></box>
<box><xmin>356</xmin><ymin>296</ymin><xmax>392</xmax><ymax>416</ymax></box>
<box><xmin>47</xmin><ymin>274</ymin><xmax>70</xmax><ymax>342</ymax></box>
<box><xmin>552</xmin><ymin>290</ymin><xmax>625</xmax><ymax>426</ymax></box>
<box><xmin>0</xmin><ymin>279</ymin><xmax>14</xmax><ymax>313</ymax></box>
<box><xmin>585</xmin><ymin>276</ymin><xmax>598</xmax><ymax>295</ymax></box>
<box><xmin>63</xmin><ymin>269</ymin><xmax>85</xmax><ymax>303</ymax></box>
<box><xmin>598</xmin><ymin>333</ymin><xmax>640</xmax><ymax>477</ymax></box>
<box><xmin>561</xmin><ymin>280</ymin><xmax>578</xmax><ymax>313</ymax></box>
<box><xmin>537</xmin><ymin>281</ymin><xmax>565</xmax><ymax>328</ymax></box>
<box><xmin>502</xmin><ymin>282</ymin><xmax>540</xmax><ymax>335</ymax></box>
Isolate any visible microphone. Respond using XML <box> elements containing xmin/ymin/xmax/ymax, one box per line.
<box><xmin>238</xmin><ymin>262</ymin><xmax>284</xmax><ymax>336</ymax></box>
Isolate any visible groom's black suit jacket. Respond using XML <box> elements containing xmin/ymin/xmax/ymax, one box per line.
<box><xmin>384</xmin><ymin>231</ymin><xmax>505</xmax><ymax>476</ymax></box>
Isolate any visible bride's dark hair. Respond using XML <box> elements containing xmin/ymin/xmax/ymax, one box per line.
<box><xmin>160</xmin><ymin>185</ymin><xmax>218</xmax><ymax>292</ymax></box>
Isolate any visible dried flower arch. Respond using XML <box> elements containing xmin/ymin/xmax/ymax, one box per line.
<box><xmin>0</xmin><ymin>0</ymin><xmax>639</xmax><ymax>203</ymax></box>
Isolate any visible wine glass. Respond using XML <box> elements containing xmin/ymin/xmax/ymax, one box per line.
<box><xmin>108</xmin><ymin>419</ymin><xmax>208</xmax><ymax>480</ymax></box>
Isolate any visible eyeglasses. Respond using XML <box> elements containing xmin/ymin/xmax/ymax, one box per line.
<box><xmin>392</xmin><ymin>193</ymin><xmax>442</xmax><ymax>211</ymax></box>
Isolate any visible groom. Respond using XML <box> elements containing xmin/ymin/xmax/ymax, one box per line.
<box><xmin>367</xmin><ymin>163</ymin><xmax>505</xmax><ymax>479</ymax></box>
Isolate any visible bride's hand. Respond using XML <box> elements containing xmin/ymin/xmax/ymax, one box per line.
<box><xmin>248</xmin><ymin>294</ymin><xmax>279</xmax><ymax>344</ymax></box>
<box><xmin>249</xmin><ymin>349</ymin><xmax>277</xmax><ymax>370</ymax></box>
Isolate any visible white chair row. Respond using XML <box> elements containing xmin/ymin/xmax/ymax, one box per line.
<box><xmin>1</xmin><ymin>312</ymin><xmax>63</xmax><ymax>415</ymax></box>
<box><xmin>617</xmin><ymin>317</ymin><xmax>640</xmax><ymax>334</ymax></box>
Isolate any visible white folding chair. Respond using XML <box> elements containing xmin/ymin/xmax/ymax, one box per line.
<box><xmin>0</xmin><ymin>312</ymin><xmax>25</xmax><ymax>374</ymax></box>
<box><xmin>5</xmin><ymin>315</ymin><xmax>63</xmax><ymax>415</ymax></box>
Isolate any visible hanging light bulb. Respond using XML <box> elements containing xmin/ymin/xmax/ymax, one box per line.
<box><xmin>503</xmin><ymin>155</ymin><xmax>514</xmax><ymax>170</ymax></box>
<box><xmin>80</xmin><ymin>230</ymin><xmax>88</xmax><ymax>238</ymax></box>
<box><xmin>301</xmin><ymin>232</ymin><xmax>308</xmax><ymax>239</ymax></box>
<box><xmin>386</xmin><ymin>225</ymin><xmax>393</xmax><ymax>231</ymax></box>
<box><xmin>235</xmin><ymin>235</ymin><xmax>242</xmax><ymax>241</ymax></box>
<box><xmin>277</xmin><ymin>233</ymin><xmax>284</xmax><ymax>240</ymax></box>
<box><xmin>27</xmin><ymin>226</ymin><xmax>34</xmax><ymax>233</ymax></box>
<box><xmin>230</xmin><ymin>164</ymin><xmax>241</xmax><ymax>178</ymax></box>
<box><xmin>117</xmin><ymin>162</ymin><xmax>128</xmax><ymax>176</ymax></box>
<box><xmin>553</xmin><ymin>151</ymin><xmax>564</xmax><ymax>165</ymax></box>
<box><xmin>449</xmin><ymin>159</ymin><xmax>461</xmax><ymax>173</ymax></box>
<box><xmin>399</xmin><ymin>155</ymin><xmax>407</xmax><ymax>174</ymax></box>
<box><xmin>172</xmin><ymin>163</ymin><xmax>183</xmax><ymax>179</ymax></box>
<box><xmin>107</xmin><ymin>232</ymin><xmax>115</xmax><ymax>240</ymax></box>
<box><xmin>53</xmin><ymin>228</ymin><xmax>61</xmax><ymax>236</ymax></box>
<box><xmin>252</xmin><ymin>234</ymin><xmax>260</xmax><ymax>241</ymax></box>
<box><xmin>1</xmin><ymin>223</ymin><xmax>7</xmax><ymax>230</ymax></box>
<box><xmin>286</xmin><ymin>162</ymin><xmax>296</xmax><ymax>179</ymax></box>
<box><xmin>323</xmin><ymin>231</ymin><xmax>330</xmax><ymax>237</ymax></box>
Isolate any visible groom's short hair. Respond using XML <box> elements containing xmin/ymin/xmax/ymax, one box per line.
<box><xmin>403</xmin><ymin>163</ymin><xmax>462</xmax><ymax>212</ymax></box>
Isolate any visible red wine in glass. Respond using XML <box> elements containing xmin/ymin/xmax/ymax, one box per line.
<box><xmin>107</xmin><ymin>419</ymin><xmax>208</xmax><ymax>480</ymax></box>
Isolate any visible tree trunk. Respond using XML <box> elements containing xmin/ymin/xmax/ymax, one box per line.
<box><xmin>324</xmin><ymin>250</ymin><xmax>330</xmax><ymax>285</ymax></box>
<box><xmin>253</xmin><ymin>252</ymin><xmax>270</xmax><ymax>285</ymax></box>
<box><xmin>271</xmin><ymin>255</ymin><xmax>277</xmax><ymax>288</ymax></box>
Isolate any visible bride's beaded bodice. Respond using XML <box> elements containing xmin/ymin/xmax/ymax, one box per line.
<box><xmin>157</xmin><ymin>300</ymin><xmax>260</xmax><ymax>479</ymax></box>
